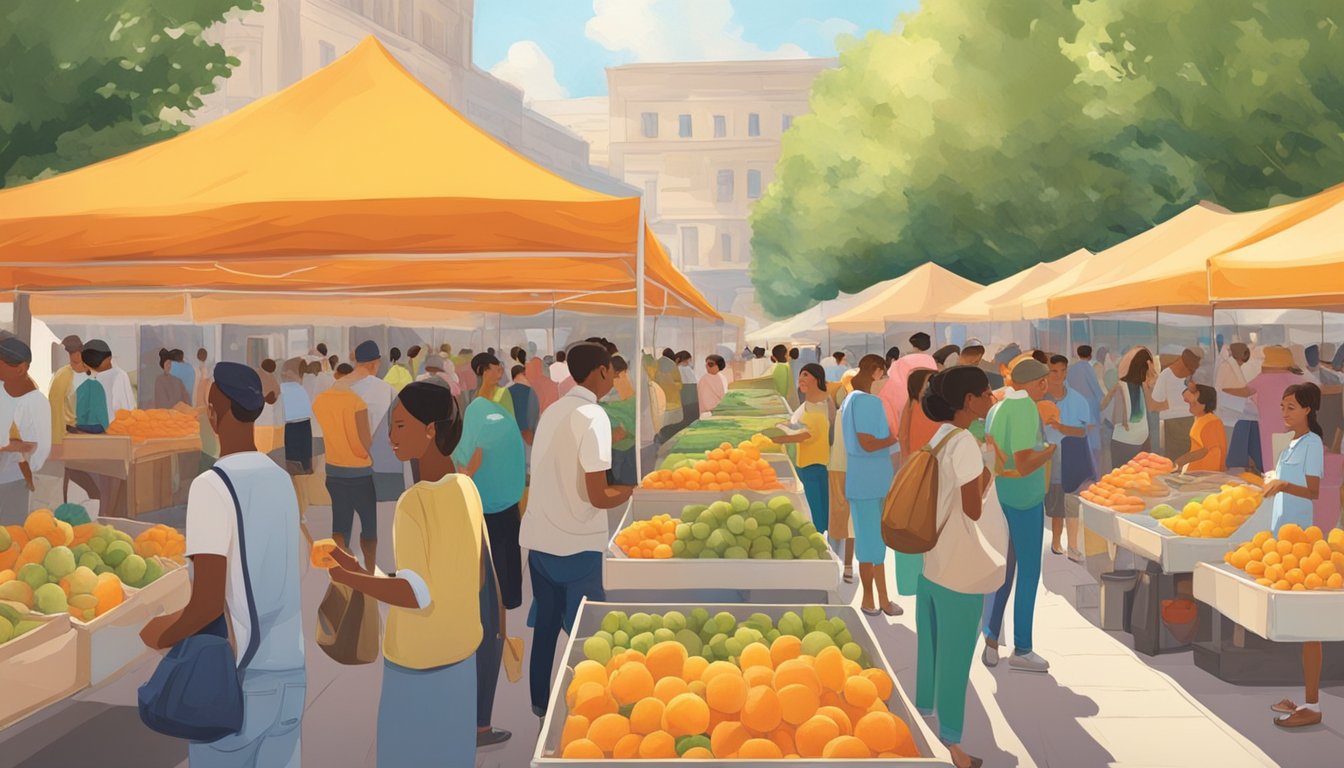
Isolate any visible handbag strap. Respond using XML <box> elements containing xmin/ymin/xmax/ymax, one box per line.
<box><xmin>210</xmin><ymin>466</ymin><xmax>262</xmax><ymax>673</ymax></box>
<box><xmin>930</xmin><ymin>427</ymin><xmax>965</xmax><ymax>538</ymax></box>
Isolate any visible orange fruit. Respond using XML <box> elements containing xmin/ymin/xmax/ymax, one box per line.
<box><xmin>740</xmin><ymin>642</ymin><xmax>774</xmax><ymax>670</ymax></box>
<box><xmin>797</xmin><ymin>714</ymin><xmax>841</xmax><ymax>757</ymax></box>
<box><xmin>561</xmin><ymin>738</ymin><xmax>604</xmax><ymax>759</ymax></box>
<box><xmin>854</xmin><ymin>711</ymin><xmax>902</xmax><ymax>753</ymax></box>
<box><xmin>739</xmin><ymin>738</ymin><xmax>784</xmax><ymax>759</ymax></box>
<box><xmin>587</xmin><ymin>712</ymin><xmax>631</xmax><ymax>753</ymax></box>
<box><xmin>572</xmin><ymin>659</ymin><xmax>607</xmax><ymax>689</ymax></box>
<box><xmin>770</xmin><ymin>724</ymin><xmax>796</xmax><ymax>756</ymax></box>
<box><xmin>662</xmin><ymin>693</ymin><xmax>710</xmax><ymax>737</ymax></box>
<box><xmin>612</xmin><ymin>733</ymin><xmax>642</xmax><ymax>759</ymax></box>
<box><xmin>707</xmin><ymin>671</ymin><xmax>749</xmax><ymax>714</ymax></box>
<box><xmin>773</xmin><ymin>659</ymin><xmax>820</xmax><ymax>695</ymax></box>
<box><xmin>638</xmin><ymin>730</ymin><xmax>677</xmax><ymax>759</ymax></box>
<box><xmin>682</xmin><ymin>746</ymin><xmax>713</xmax><ymax>759</ymax></box>
<box><xmin>817</xmin><ymin>705</ymin><xmax>853</xmax><ymax>736</ymax></box>
<box><xmin>843</xmin><ymin>675</ymin><xmax>878</xmax><ymax>709</ymax></box>
<box><xmin>743</xmin><ymin>665</ymin><xmax>774</xmax><ymax>688</ymax></box>
<box><xmin>654</xmin><ymin>676</ymin><xmax>690</xmax><ymax>703</ymax></box>
<box><xmin>682</xmin><ymin>655</ymin><xmax>709</xmax><ymax>682</ymax></box>
<box><xmin>629</xmin><ymin>697</ymin><xmax>665</xmax><ymax>735</ymax></box>
<box><xmin>646</xmin><ymin>641</ymin><xmax>688</xmax><ymax>681</ymax></box>
<box><xmin>778</xmin><ymin>683</ymin><xmax>821</xmax><ymax>726</ymax></box>
<box><xmin>770</xmin><ymin>635</ymin><xmax>802</xmax><ymax>667</ymax></box>
<box><xmin>823</xmin><ymin>734</ymin><xmax>872</xmax><ymax>759</ymax></box>
<box><xmin>741</xmin><ymin>685</ymin><xmax>783</xmax><ymax>733</ymax></box>
<box><xmin>573</xmin><ymin>682</ymin><xmax>617</xmax><ymax>720</ymax></box>
<box><xmin>711</xmin><ymin>721</ymin><xmax>752</xmax><ymax>759</ymax></box>
<box><xmin>814</xmin><ymin>646</ymin><xmax>845</xmax><ymax>691</ymax></box>
<box><xmin>862</xmin><ymin>668</ymin><xmax>894</xmax><ymax>700</ymax></box>
<box><xmin>702</xmin><ymin>660</ymin><xmax>742</xmax><ymax>684</ymax></box>
<box><xmin>610</xmin><ymin>661</ymin><xmax>655</xmax><ymax>705</ymax></box>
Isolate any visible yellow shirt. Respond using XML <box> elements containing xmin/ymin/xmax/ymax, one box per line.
<box><xmin>384</xmin><ymin>475</ymin><xmax>485</xmax><ymax>669</ymax></box>
<box><xmin>796</xmin><ymin>399</ymin><xmax>832</xmax><ymax>468</ymax></box>
<box><xmin>311</xmin><ymin>386</ymin><xmax>370</xmax><ymax>468</ymax></box>
<box><xmin>383</xmin><ymin>364</ymin><xmax>413</xmax><ymax>393</ymax></box>
<box><xmin>48</xmin><ymin>366</ymin><xmax>75</xmax><ymax>446</ymax></box>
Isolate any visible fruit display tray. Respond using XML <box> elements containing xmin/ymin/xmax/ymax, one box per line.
<box><xmin>1113</xmin><ymin>499</ymin><xmax>1271</xmax><ymax>574</ymax></box>
<box><xmin>635</xmin><ymin>454</ymin><xmax>806</xmax><ymax>507</ymax></box>
<box><xmin>532</xmin><ymin>600</ymin><xmax>952</xmax><ymax>767</ymax></box>
<box><xmin>0</xmin><ymin>613</ymin><xmax>78</xmax><ymax>730</ymax></box>
<box><xmin>606</xmin><ymin>499</ymin><xmax>841</xmax><ymax>600</ymax></box>
<box><xmin>1194</xmin><ymin>562</ymin><xmax>1344</xmax><ymax>642</ymax></box>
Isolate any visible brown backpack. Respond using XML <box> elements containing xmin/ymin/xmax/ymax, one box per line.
<box><xmin>881</xmin><ymin>428</ymin><xmax>963</xmax><ymax>554</ymax></box>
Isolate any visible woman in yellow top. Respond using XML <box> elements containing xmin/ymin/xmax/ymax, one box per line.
<box><xmin>382</xmin><ymin>346</ymin><xmax>415</xmax><ymax>392</ymax></box>
<box><xmin>327</xmin><ymin>381</ymin><xmax>488</xmax><ymax>767</ymax></box>
<box><xmin>1175</xmin><ymin>383</ymin><xmax>1227</xmax><ymax>472</ymax></box>
<box><xmin>773</xmin><ymin>364</ymin><xmax>835</xmax><ymax>534</ymax></box>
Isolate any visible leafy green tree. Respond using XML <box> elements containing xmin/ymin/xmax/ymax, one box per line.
<box><xmin>0</xmin><ymin>0</ymin><xmax>260</xmax><ymax>187</ymax></box>
<box><xmin>751</xmin><ymin>0</ymin><xmax>1344</xmax><ymax>317</ymax></box>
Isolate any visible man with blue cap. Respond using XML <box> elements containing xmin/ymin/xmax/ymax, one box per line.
<box><xmin>349</xmin><ymin>340</ymin><xmax>403</xmax><ymax>503</ymax></box>
<box><xmin>141</xmin><ymin>361</ymin><xmax>306</xmax><ymax>767</ymax></box>
<box><xmin>0</xmin><ymin>337</ymin><xmax>51</xmax><ymax>522</ymax></box>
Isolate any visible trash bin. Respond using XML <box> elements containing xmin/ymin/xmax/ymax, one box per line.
<box><xmin>1100</xmin><ymin>569</ymin><xmax>1139</xmax><ymax>632</ymax></box>
<box><xmin>1161</xmin><ymin>598</ymin><xmax>1199</xmax><ymax>645</ymax></box>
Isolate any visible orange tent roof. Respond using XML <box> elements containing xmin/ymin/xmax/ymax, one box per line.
<box><xmin>827</xmin><ymin>263</ymin><xmax>982</xmax><ymax>332</ymax></box>
<box><xmin>939</xmin><ymin>249</ymin><xmax>1088</xmax><ymax>322</ymax></box>
<box><xmin>0</xmin><ymin>37</ymin><xmax>717</xmax><ymax>320</ymax></box>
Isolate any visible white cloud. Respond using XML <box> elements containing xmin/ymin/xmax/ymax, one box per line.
<box><xmin>489</xmin><ymin>41</ymin><xmax>569</xmax><ymax>102</ymax></box>
<box><xmin>585</xmin><ymin>0</ymin><xmax>810</xmax><ymax>62</ymax></box>
<box><xmin>797</xmin><ymin>17</ymin><xmax>860</xmax><ymax>45</ymax></box>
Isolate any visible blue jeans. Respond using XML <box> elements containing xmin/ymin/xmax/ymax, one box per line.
<box><xmin>325</xmin><ymin>466</ymin><xmax>377</xmax><ymax>543</ymax></box>
<box><xmin>529</xmin><ymin>550</ymin><xmax>606</xmax><ymax>713</ymax></box>
<box><xmin>478</xmin><ymin>559</ymin><xmax>502</xmax><ymax>729</ymax></box>
<box><xmin>188</xmin><ymin>668</ymin><xmax>306</xmax><ymax>768</ymax></box>
<box><xmin>798</xmin><ymin>463</ymin><xmax>829</xmax><ymax>534</ymax></box>
<box><xmin>982</xmin><ymin>501</ymin><xmax>1045</xmax><ymax>653</ymax></box>
<box><xmin>378</xmin><ymin>656</ymin><xmax>476</xmax><ymax>767</ymax></box>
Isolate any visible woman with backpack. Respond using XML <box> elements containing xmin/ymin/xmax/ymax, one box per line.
<box><xmin>916</xmin><ymin>366</ymin><xmax>1007</xmax><ymax>768</ymax></box>
<box><xmin>843</xmin><ymin>354</ymin><xmax>903</xmax><ymax>616</ymax></box>
<box><xmin>771</xmin><ymin>363</ymin><xmax>835</xmax><ymax>535</ymax></box>
<box><xmin>896</xmin><ymin>367</ymin><xmax>939</xmax><ymax>597</ymax></box>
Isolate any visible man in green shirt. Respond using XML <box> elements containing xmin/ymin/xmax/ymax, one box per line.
<box><xmin>982</xmin><ymin>357</ymin><xmax>1055</xmax><ymax>674</ymax></box>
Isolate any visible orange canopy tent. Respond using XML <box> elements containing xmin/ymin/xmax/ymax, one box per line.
<box><xmin>0</xmin><ymin>37</ymin><xmax>718</xmax><ymax>321</ymax></box>
<box><xmin>827</xmin><ymin>263</ymin><xmax>983</xmax><ymax>333</ymax></box>
<box><xmin>939</xmin><ymin>249</ymin><xmax>1089</xmax><ymax>323</ymax></box>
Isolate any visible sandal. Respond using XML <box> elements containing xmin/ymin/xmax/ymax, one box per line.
<box><xmin>1275</xmin><ymin>707</ymin><xmax>1322</xmax><ymax>728</ymax></box>
<box><xmin>882</xmin><ymin>602</ymin><xmax>904</xmax><ymax>617</ymax></box>
<box><xmin>861</xmin><ymin>605</ymin><xmax>881</xmax><ymax>617</ymax></box>
<box><xmin>843</xmin><ymin>565</ymin><xmax>855</xmax><ymax>583</ymax></box>
<box><xmin>1051</xmin><ymin>545</ymin><xmax>1065</xmax><ymax>556</ymax></box>
<box><xmin>1270</xmin><ymin>699</ymin><xmax>1298</xmax><ymax>714</ymax></box>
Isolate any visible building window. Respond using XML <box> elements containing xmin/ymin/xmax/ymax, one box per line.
<box><xmin>319</xmin><ymin>41</ymin><xmax>336</xmax><ymax>67</ymax></box>
<box><xmin>716</xmin><ymin>170</ymin><xmax>734</xmax><ymax>203</ymax></box>
<box><xmin>681</xmin><ymin>227</ymin><xmax>699</xmax><ymax>267</ymax></box>
<box><xmin>678</xmin><ymin>114</ymin><xmax>692</xmax><ymax>138</ymax></box>
<box><xmin>748</xmin><ymin>113</ymin><xmax>760</xmax><ymax>137</ymax></box>
<box><xmin>747</xmin><ymin>170</ymin><xmax>762</xmax><ymax>200</ymax></box>
<box><xmin>421</xmin><ymin>11</ymin><xmax>446</xmax><ymax>55</ymax></box>
<box><xmin>641</xmin><ymin>112</ymin><xmax>659</xmax><ymax>138</ymax></box>
<box><xmin>782</xmin><ymin>114</ymin><xmax>794</xmax><ymax>131</ymax></box>
<box><xmin>713</xmin><ymin>115</ymin><xmax>726</xmax><ymax>138</ymax></box>
<box><xmin>721</xmin><ymin>234</ymin><xmax>733</xmax><ymax>263</ymax></box>
<box><xmin>398</xmin><ymin>0</ymin><xmax>414</xmax><ymax>36</ymax></box>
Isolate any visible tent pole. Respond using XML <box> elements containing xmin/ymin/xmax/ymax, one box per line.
<box><xmin>635</xmin><ymin>198</ymin><xmax>647</xmax><ymax>482</ymax></box>
<box><xmin>1155</xmin><ymin>307</ymin><xmax>1163</xmax><ymax>454</ymax></box>
<box><xmin>1066</xmin><ymin>314</ymin><xmax>1073</xmax><ymax>358</ymax></box>
<box><xmin>497</xmin><ymin>313</ymin><xmax>503</xmax><ymax>353</ymax></box>
<box><xmin>551</xmin><ymin>305</ymin><xmax>557</xmax><ymax>354</ymax></box>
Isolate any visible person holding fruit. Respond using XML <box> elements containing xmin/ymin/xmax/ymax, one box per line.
<box><xmin>1262</xmin><ymin>383</ymin><xmax>1326</xmax><ymax>728</ymax></box>
<box><xmin>1174</xmin><ymin>383</ymin><xmax>1226</xmax><ymax>472</ymax></box>
<box><xmin>326</xmin><ymin>380</ymin><xmax>490</xmax><ymax>764</ymax></box>
<box><xmin>771</xmin><ymin>363</ymin><xmax>835</xmax><ymax>536</ymax></box>
<box><xmin>842</xmin><ymin>354</ymin><xmax>902</xmax><ymax>617</ymax></box>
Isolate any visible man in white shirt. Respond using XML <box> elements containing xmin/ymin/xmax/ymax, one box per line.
<box><xmin>1217</xmin><ymin>342</ymin><xmax>1259</xmax><ymax>470</ymax></box>
<box><xmin>1152</xmin><ymin>348</ymin><xmax>1202</xmax><ymax>459</ymax></box>
<box><xmin>0</xmin><ymin>338</ymin><xmax>51</xmax><ymax>522</ymax></box>
<box><xmin>140</xmin><ymin>362</ymin><xmax>305</xmax><ymax>768</ymax></box>
<box><xmin>348</xmin><ymin>341</ymin><xmax>402</xmax><ymax>500</ymax></box>
<box><xmin>85</xmin><ymin>339</ymin><xmax>136</xmax><ymax>414</ymax></box>
<box><xmin>520</xmin><ymin>341</ymin><xmax>634</xmax><ymax>717</ymax></box>
<box><xmin>549</xmin><ymin>349</ymin><xmax>568</xmax><ymax>383</ymax></box>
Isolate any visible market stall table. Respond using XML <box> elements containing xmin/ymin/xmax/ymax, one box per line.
<box><xmin>533</xmin><ymin>599</ymin><xmax>951</xmax><ymax>767</ymax></box>
<box><xmin>1193</xmin><ymin>562</ymin><xmax>1344</xmax><ymax>685</ymax></box>
<box><xmin>59</xmin><ymin>435</ymin><xmax>202</xmax><ymax>518</ymax></box>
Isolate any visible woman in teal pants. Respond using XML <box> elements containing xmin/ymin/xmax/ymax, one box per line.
<box><xmin>915</xmin><ymin>366</ymin><xmax>1006</xmax><ymax>768</ymax></box>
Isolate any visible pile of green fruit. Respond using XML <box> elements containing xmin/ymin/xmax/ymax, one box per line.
<box><xmin>582</xmin><ymin>606</ymin><xmax>869</xmax><ymax>667</ymax></box>
<box><xmin>643</xmin><ymin>494</ymin><xmax>830</xmax><ymax>561</ymax></box>
<box><xmin>63</xmin><ymin>525</ymin><xmax>165</xmax><ymax>590</ymax></box>
<box><xmin>0</xmin><ymin>603</ymin><xmax>44</xmax><ymax>645</ymax></box>
<box><xmin>1150</xmin><ymin>503</ymin><xmax>1179</xmax><ymax>520</ymax></box>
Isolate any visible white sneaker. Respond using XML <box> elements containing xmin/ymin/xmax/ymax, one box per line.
<box><xmin>982</xmin><ymin>645</ymin><xmax>999</xmax><ymax>668</ymax></box>
<box><xmin>1009</xmin><ymin>651</ymin><xmax>1051</xmax><ymax>673</ymax></box>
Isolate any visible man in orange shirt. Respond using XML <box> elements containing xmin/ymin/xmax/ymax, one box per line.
<box><xmin>1175</xmin><ymin>383</ymin><xmax>1227</xmax><ymax>472</ymax></box>
<box><xmin>312</xmin><ymin>374</ymin><xmax>376</xmax><ymax>572</ymax></box>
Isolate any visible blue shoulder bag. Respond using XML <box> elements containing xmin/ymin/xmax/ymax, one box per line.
<box><xmin>138</xmin><ymin>467</ymin><xmax>262</xmax><ymax>742</ymax></box>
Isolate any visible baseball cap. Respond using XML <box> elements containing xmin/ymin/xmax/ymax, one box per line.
<box><xmin>1011</xmin><ymin>358</ymin><xmax>1049</xmax><ymax>384</ymax></box>
<box><xmin>213</xmin><ymin>362</ymin><xmax>264</xmax><ymax>411</ymax></box>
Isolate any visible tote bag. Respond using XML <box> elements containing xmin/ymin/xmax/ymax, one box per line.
<box><xmin>315</xmin><ymin>581</ymin><xmax>382</xmax><ymax>665</ymax></box>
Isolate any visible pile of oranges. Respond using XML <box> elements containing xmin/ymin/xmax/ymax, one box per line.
<box><xmin>1080</xmin><ymin>452</ymin><xmax>1175</xmax><ymax>512</ymax></box>
<box><xmin>1160</xmin><ymin>484</ymin><xmax>1262</xmax><ymax>538</ymax></box>
<box><xmin>557</xmin><ymin>636</ymin><xmax>918</xmax><ymax>760</ymax></box>
<box><xmin>641</xmin><ymin>437</ymin><xmax>782</xmax><ymax>492</ymax></box>
<box><xmin>615</xmin><ymin>514</ymin><xmax>677</xmax><ymax>559</ymax></box>
<box><xmin>133</xmin><ymin>524</ymin><xmax>187</xmax><ymax>565</ymax></box>
<box><xmin>107</xmin><ymin>409</ymin><xmax>199</xmax><ymax>442</ymax></box>
<box><xmin>1226</xmin><ymin>525</ymin><xmax>1344</xmax><ymax>591</ymax></box>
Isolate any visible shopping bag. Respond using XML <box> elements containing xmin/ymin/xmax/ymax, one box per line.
<box><xmin>503</xmin><ymin>636</ymin><xmax>525</xmax><ymax>683</ymax></box>
<box><xmin>315</xmin><ymin>581</ymin><xmax>381</xmax><ymax>665</ymax></box>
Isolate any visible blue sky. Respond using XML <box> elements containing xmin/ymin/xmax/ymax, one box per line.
<box><xmin>474</xmin><ymin>0</ymin><xmax>918</xmax><ymax>101</ymax></box>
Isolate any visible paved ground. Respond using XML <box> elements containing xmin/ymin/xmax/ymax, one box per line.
<box><xmin>2</xmin><ymin>497</ymin><xmax>1341</xmax><ymax>767</ymax></box>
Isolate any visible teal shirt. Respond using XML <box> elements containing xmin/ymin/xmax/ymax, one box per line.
<box><xmin>75</xmin><ymin>377</ymin><xmax>109</xmax><ymax>431</ymax></box>
<box><xmin>601</xmin><ymin>396</ymin><xmax>637</xmax><ymax>451</ymax></box>
<box><xmin>988</xmin><ymin>393</ymin><xmax>1047</xmax><ymax>509</ymax></box>
<box><xmin>452</xmin><ymin>397</ymin><xmax>525</xmax><ymax>514</ymax></box>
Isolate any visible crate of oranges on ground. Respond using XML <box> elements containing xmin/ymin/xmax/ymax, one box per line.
<box><xmin>605</xmin><ymin>497</ymin><xmax>840</xmax><ymax>599</ymax></box>
<box><xmin>1194</xmin><ymin>526</ymin><xmax>1344</xmax><ymax>643</ymax></box>
<box><xmin>534</xmin><ymin>600</ymin><xmax>949</xmax><ymax>765</ymax></box>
